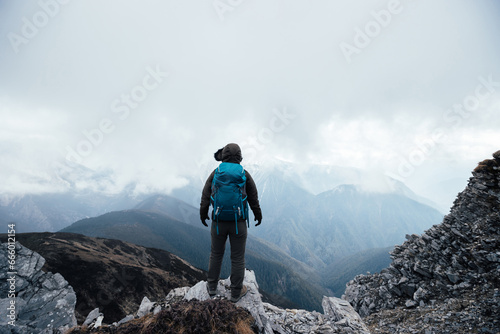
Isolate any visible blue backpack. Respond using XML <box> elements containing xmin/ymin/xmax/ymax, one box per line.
<box><xmin>210</xmin><ymin>162</ymin><xmax>249</xmax><ymax>234</ymax></box>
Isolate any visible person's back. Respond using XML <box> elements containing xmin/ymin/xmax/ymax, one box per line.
<box><xmin>200</xmin><ymin>143</ymin><xmax>262</xmax><ymax>302</ymax></box>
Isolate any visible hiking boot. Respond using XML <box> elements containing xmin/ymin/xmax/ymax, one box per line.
<box><xmin>230</xmin><ymin>285</ymin><xmax>248</xmax><ymax>303</ymax></box>
<box><xmin>207</xmin><ymin>284</ymin><xmax>217</xmax><ymax>297</ymax></box>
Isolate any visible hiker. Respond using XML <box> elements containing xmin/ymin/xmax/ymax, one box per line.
<box><xmin>200</xmin><ymin>143</ymin><xmax>262</xmax><ymax>302</ymax></box>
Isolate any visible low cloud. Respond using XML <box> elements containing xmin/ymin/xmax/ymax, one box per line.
<box><xmin>0</xmin><ymin>0</ymin><xmax>499</xmax><ymax>209</ymax></box>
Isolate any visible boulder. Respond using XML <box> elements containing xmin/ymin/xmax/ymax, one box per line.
<box><xmin>322</xmin><ymin>297</ymin><xmax>370</xmax><ymax>333</ymax></box>
<box><xmin>82</xmin><ymin>308</ymin><xmax>102</xmax><ymax>327</ymax></box>
<box><xmin>136</xmin><ymin>296</ymin><xmax>155</xmax><ymax>318</ymax></box>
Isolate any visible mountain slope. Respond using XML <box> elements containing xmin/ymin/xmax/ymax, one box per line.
<box><xmin>194</xmin><ymin>162</ymin><xmax>443</xmax><ymax>270</ymax></box>
<box><xmin>311</xmin><ymin>185</ymin><xmax>442</xmax><ymax>261</ymax></box>
<box><xmin>248</xmin><ymin>167</ymin><xmax>326</xmax><ymax>268</ymax></box>
<box><xmin>344</xmin><ymin>151</ymin><xmax>500</xmax><ymax>333</ymax></box>
<box><xmin>322</xmin><ymin>246</ymin><xmax>392</xmax><ymax>297</ymax></box>
<box><xmin>10</xmin><ymin>232</ymin><xmax>206</xmax><ymax>323</ymax></box>
<box><xmin>133</xmin><ymin>194</ymin><xmax>200</xmax><ymax>227</ymax></box>
<box><xmin>251</xmin><ymin>179</ymin><xmax>443</xmax><ymax>268</ymax></box>
<box><xmin>61</xmin><ymin>209</ymin><xmax>326</xmax><ymax>311</ymax></box>
<box><xmin>62</xmin><ymin>210</ymin><xmax>211</xmax><ymax>266</ymax></box>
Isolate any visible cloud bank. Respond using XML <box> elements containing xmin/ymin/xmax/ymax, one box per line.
<box><xmin>1</xmin><ymin>0</ymin><xmax>499</xmax><ymax>209</ymax></box>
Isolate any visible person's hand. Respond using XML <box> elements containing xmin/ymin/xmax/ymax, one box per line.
<box><xmin>254</xmin><ymin>210</ymin><xmax>262</xmax><ymax>226</ymax></box>
<box><xmin>201</xmin><ymin>214</ymin><xmax>210</xmax><ymax>227</ymax></box>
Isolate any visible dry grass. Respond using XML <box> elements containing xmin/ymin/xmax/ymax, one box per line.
<box><xmin>68</xmin><ymin>299</ymin><xmax>257</xmax><ymax>334</ymax></box>
<box><xmin>234</xmin><ymin>318</ymin><xmax>256</xmax><ymax>334</ymax></box>
<box><xmin>473</xmin><ymin>158</ymin><xmax>498</xmax><ymax>173</ymax></box>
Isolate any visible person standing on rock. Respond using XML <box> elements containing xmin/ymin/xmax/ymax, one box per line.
<box><xmin>200</xmin><ymin>143</ymin><xmax>262</xmax><ymax>302</ymax></box>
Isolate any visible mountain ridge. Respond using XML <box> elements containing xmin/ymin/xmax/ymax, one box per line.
<box><xmin>253</xmin><ymin>179</ymin><xmax>443</xmax><ymax>268</ymax></box>
<box><xmin>343</xmin><ymin>150</ymin><xmax>500</xmax><ymax>333</ymax></box>
<box><xmin>7</xmin><ymin>232</ymin><xmax>206</xmax><ymax>323</ymax></box>
<box><xmin>61</xmin><ymin>208</ymin><xmax>326</xmax><ymax>311</ymax></box>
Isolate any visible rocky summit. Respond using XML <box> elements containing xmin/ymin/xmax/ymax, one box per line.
<box><xmin>344</xmin><ymin>150</ymin><xmax>500</xmax><ymax>333</ymax></box>
<box><xmin>69</xmin><ymin>269</ymin><xmax>370</xmax><ymax>334</ymax></box>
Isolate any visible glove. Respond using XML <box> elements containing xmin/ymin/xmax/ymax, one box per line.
<box><xmin>254</xmin><ymin>210</ymin><xmax>262</xmax><ymax>226</ymax></box>
<box><xmin>200</xmin><ymin>213</ymin><xmax>210</xmax><ymax>227</ymax></box>
<box><xmin>254</xmin><ymin>216</ymin><xmax>262</xmax><ymax>226</ymax></box>
<box><xmin>200</xmin><ymin>207</ymin><xmax>210</xmax><ymax>227</ymax></box>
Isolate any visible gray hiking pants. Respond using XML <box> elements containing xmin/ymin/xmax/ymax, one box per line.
<box><xmin>207</xmin><ymin>220</ymin><xmax>247</xmax><ymax>299</ymax></box>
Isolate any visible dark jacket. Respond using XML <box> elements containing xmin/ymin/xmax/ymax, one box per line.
<box><xmin>200</xmin><ymin>143</ymin><xmax>262</xmax><ymax>222</ymax></box>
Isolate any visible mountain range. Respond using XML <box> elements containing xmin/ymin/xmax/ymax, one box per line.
<box><xmin>172</xmin><ymin>162</ymin><xmax>443</xmax><ymax>269</ymax></box>
<box><xmin>2</xmin><ymin>152</ymin><xmax>498</xmax><ymax>333</ymax></box>
<box><xmin>61</xmin><ymin>184</ymin><xmax>440</xmax><ymax>310</ymax></box>
<box><xmin>0</xmin><ymin>190</ymin><xmax>144</xmax><ymax>233</ymax></box>
<box><xmin>241</xmin><ymin>166</ymin><xmax>443</xmax><ymax>268</ymax></box>
<box><xmin>2</xmin><ymin>161</ymin><xmax>443</xmax><ymax>311</ymax></box>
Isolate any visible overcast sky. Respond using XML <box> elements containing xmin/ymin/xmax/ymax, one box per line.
<box><xmin>1</xmin><ymin>0</ymin><xmax>499</xmax><ymax>209</ymax></box>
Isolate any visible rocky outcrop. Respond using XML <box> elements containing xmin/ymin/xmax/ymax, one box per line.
<box><xmin>183</xmin><ymin>270</ymin><xmax>276</xmax><ymax>333</ymax></box>
<box><xmin>344</xmin><ymin>151</ymin><xmax>500</xmax><ymax>333</ymax></box>
<box><xmin>74</xmin><ymin>269</ymin><xmax>369</xmax><ymax>334</ymax></box>
<box><xmin>0</xmin><ymin>242</ymin><xmax>77</xmax><ymax>334</ymax></box>
<box><xmin>183</xmin><ymin>270</ymin><xmax>369</xmax><ymax>333</ymax></box>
